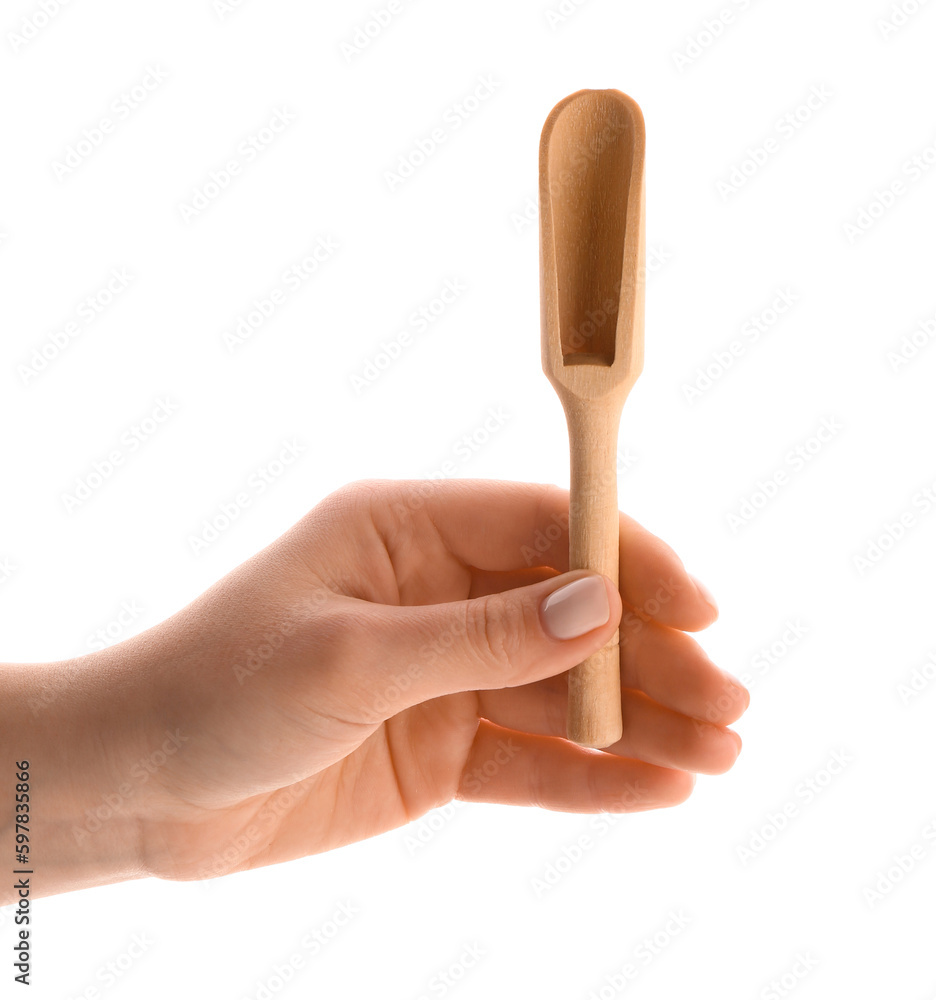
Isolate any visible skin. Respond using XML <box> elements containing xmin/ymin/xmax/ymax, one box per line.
<box><xmin>0</xmin><ymin>480</ymin><xmax>748</xmax><ymax>902</ymax></box>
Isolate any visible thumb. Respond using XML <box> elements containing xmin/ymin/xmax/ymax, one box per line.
<box><xmin>354</xmin><ymin>572</ymin><xmax>622</xmax><ymax>720</ymax></box>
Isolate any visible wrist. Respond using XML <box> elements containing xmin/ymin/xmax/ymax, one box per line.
<box><xmin>0</xmin><ymin>656</ymin><xmax>150</xmax><ymax>901</ymax></box>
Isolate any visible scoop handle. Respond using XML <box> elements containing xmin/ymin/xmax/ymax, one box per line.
<box><xmin>565</xmin><ymin>396</ymin><xmax>623</xmax><ymax>748</ymax></box>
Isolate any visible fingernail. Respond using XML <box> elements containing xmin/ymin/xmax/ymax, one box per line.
<box><xmin>541</xmin><ymin>576</ymin><xmax>610</xmax><ymax>640</ymax></box>
<box><xmin>689</xmin><ymin>574</ymin><xmax>718</xmax><ymax>613</ymax></box>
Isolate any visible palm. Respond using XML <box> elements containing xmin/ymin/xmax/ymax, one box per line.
<box><xmin>263</xmin><ymin>515</ymin><xmax>570</xmax><ymax>864</ymax></box>
<box><xmin>143</xmin><ymin>498</ymin><xmax>519</xmax><ymax>879</ymax></box>
<box><xmin>135</xmin><ymin>481</ymin><xmax>743</xmax><ymax>884</ymax></box>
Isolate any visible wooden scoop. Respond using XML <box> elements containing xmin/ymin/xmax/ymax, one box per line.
<box><xmin>539</xmin><ymin>89</ymin><xmax>646</xmax><ymax>749</ymax></box>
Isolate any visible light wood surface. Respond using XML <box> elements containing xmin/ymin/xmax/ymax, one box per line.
<box><xmin>539</xmin><ymin>89</ymin><xmax>646</xmax><ymax>748</ymax></box>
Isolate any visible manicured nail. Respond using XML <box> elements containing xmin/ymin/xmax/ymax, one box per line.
<box><xmin>689</xmin><ymin>574</ymin><xmax>718</xmax><ymax>613</ymax></box>
<box><xmin>541</xmin><ymin>576</ymin><xmax>610</xmax><ymax>640</ymax></box>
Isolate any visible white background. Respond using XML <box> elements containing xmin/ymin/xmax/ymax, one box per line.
<box><xmin>2</xmin><ymin>0</ymin><xmax>936</xmax><ymax>997</ymax></box>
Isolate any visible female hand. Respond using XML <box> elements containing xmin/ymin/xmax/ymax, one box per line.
<box><xmin>4</xmin><ymin>479</ymin><xmax>748</xmax><ymax>896</ymax></box>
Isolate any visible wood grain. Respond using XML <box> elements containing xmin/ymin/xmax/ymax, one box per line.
<box><xmin>539</xmin><ymin>89</ymin><xmax>646</xmax><ymax>748</ymax></box>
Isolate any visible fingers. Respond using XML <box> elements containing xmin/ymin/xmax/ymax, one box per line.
<box><xmin>615</xmin><ymin>530</ymin><xmax>717</xmax><ymax>633</ymax></box>
<box><xmin>361</xmin><ymin>479</ymin><xmax>717</xmax><ymax>630</ymax></box>
<box><xmin>456</xmin><ymin>720</ymin><xmax>695</xmax><ymax>813</ymax></box>
<box><xmin>477</xmin><ymin>682</ymin><xmax>741</xmax><ymax>776</ymax></box>
<box><xmin>326</xmin><ymin>571</ymin><xmax>623</xmax><ymax>724</ymax></box>
<box><xmin>619</xmin><ymin>620</ymin><xmax>749</xmax><ymax>725</ymax></box>
<box><xmin>615</xmin><ymin>690</ymin><xmax>742</xmax><ymax>775</ymax></box>
<box><xmin>474</xmin><ymin>616</ymin><xmax>748</xmax><ymax>774</ymax></box>
<box><xmin>466</xmin><ymin>566</ymin><xmax>560</xmax><ymax>600</ymax></box>
<box><xmin>477</xmin><ymin>613</ymin><xmax>748</xmax><ymax>723</ymax></box>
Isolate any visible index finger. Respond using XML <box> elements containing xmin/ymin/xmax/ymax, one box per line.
<box><xmin>367</xmin><ymin>479</ymin><xmax>718</xmax><ymax>631</ymax></box>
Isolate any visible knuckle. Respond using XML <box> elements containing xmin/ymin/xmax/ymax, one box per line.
<box><xmin>327</xmin><ymin>478</ymin><xmax>384</xmax><ymax>511</ymax></box>
<box><xmin>465</xmin><ymin>596</ymin><xmax>528</xmax><ymax>683</ymax></box>
<box><xmin>297</xmin><ymin>480</ymin><xmax>382</xmax><ymax>536</ymax></box>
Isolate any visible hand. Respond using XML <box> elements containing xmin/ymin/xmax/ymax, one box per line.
<box><xmin>5</xmin><ymin>480</ymin><xmax>748</xmax><ymax>895</ymax></box>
